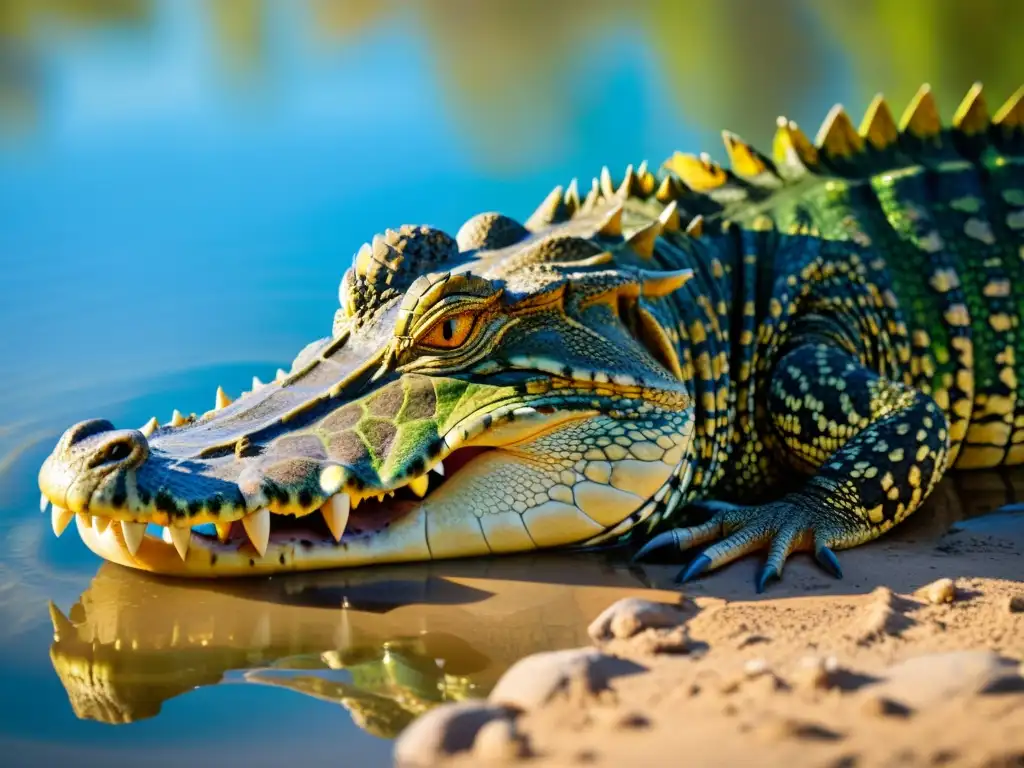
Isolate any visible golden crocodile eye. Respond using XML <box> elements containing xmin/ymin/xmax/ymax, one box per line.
<box><xmin>420</xmin><ymin>313</ymin><xmax>477</xmax><ymax>349</ymax></box>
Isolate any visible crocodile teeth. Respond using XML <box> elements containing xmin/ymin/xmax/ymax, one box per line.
<box><xmin>433</xmin><ymin>461</ymin><xmax>445</xmax><ymax>477</ymax></box>
<box><xmin>169</xmin><ymin>409</ymin><xmax>188</xmax><ymax>427</ymax></box>
<box><xmin>408</xmin><ymin>475</ymin><xmax>430</xmax><ymax>498</ymax></box>
<box><xmin>252</xmin><ymin>376</ymin><xmax>264</xmax><ymax>390</ymax></box>
<box><xmin>242</xmin><ymin>509</ymin><xmax>270</xmax><ymax>557</ymax></box>
<box><xmin>276</xmin><ymin>368</ymin><xmax>288</xmax><ymax>382</ymax></box>
<box><xmin>215</xmin><ymin>521</ymin><xmax>233</xmax><ymax>542</ymax></box>
<box><xmin>322</xmin><ymin>494</ymin><xmax>350</xmax><ymax>542</ymax></box>
<box><xmin>351</xmin><ymin>495</ymin><xmax>362</xmax><ymax>510</ymax></box>
<box><xmin>162</xmin><ymin>526</ymin><xmax>191</xmax><ymax>560</ymax></box>
<box><xmin>121</xmin><ymin>521</ymin><xmax>146</xmax><ymax>556</ymax></box>
<box><xmin>93</xmin><ymin>516</ymin><xmax>110</xmax><ymax>534</ymax></box>
<box><xmin>77</xmin><ymin>513</ymin><xmax>91</xmax><ymax>530</ymax></box>
<box><xmin>39</xmin><ymin>493</ymin><xmax>49</xmax><ymax>513</ymax></box>
<box><xmin>214</xmin><ymin>387</ymin><xmax>233</xmax><ymax>411</ymax></box>
<box><xmin>51</xmin><ymin>506</ymin><xmax>74</xmax><ymax>537</ymax></box>
<box><xmin>140</xmin><ymin>417</ymin><xmax>159</xmax><ymax>437</ymax></box>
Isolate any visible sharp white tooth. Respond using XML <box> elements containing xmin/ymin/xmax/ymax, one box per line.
<box><xmin>408</xmin><ymin>475</ymin><xmax>429</xmax><ymax>498</ymax></box>
<box><xmin>51</xmin><ymin>506</ymin><xmax>74</xmax><ymax>537</ymax></box>
<box><xmin>322</xmin><ymin>494</ymin><xmax>350</xmax><ymax>542</ymax></box>
<box><xmin>40</xmin><ymin>493</ymin><xmax>49</xmax><ymax>513</ymax></box>
<box><xmin>77</xmin><ymin>513</ymin><xmax>92</xmax><ymax>530</ymax></box>
<box><xmin>93</xmin><ymin>516</ymin><xmax>110</xmax><ymax>534</ymax></box>
<box><xmin>140</xmin><ymin>417</ymin><xmax>159</xmax><ymax>437</ymax></box>
<box><xmin>214</xmin><ymin>387</ymin><xmax>233</xmax><ymax>411</ymax></box>
<box><xmin>433</xmin><ymin>461</ymin><xmax>445</xmax><ymax>477</ymax></box>
<box><xmin>121</xmin><ymin>521</ymin><xmax>146</xmax><ymax>555</ymax></box>
<box><xmin>276</xmin><ymin>368</ymin><xmax>288</xmax><ymax>382</ymax></box>
<box><xmin>169</xmin><ymin>409</ymin><xmax>188</xmax><ymax>427</ymax></box>
<box><xmin>252</xmin><ymin>376</ymin><xmax>264</xmax><ymax>390</ymax></box>
<box><xmin>215</xmin><ymin>521</ymin><xmax>233</xmax><ymax>542</ymax></box>
<box><xmin>242</xmin><ymin>509</ymin><xmax>270</xmax><ymax>557</ymax></box>
<box><xmin>163</xmin><ymin>526</ymin><xmax>191</xmax><ymax>561</ymax></box>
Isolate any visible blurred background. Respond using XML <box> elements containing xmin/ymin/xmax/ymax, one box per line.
<box><xmin>0</xmin><ymin>2</ymin><xmax>1021</xmax><ymax>764</ymax></box>
<box><xmin>0</xmin><ymin>0</ymin><xmax>1022</xmax><ymax>454</ymax></box>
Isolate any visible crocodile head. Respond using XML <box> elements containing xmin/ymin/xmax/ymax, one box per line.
<box><xmin>38</xmin><ymin>202</ymin><xmax>696</xmax><ymax>576</ymax></box>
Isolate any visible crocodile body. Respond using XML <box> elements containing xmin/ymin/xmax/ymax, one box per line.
<box><xmin>37</xmin><ymin>83</ymin><xmax>1024</xmax><ymax>589</ymax></box>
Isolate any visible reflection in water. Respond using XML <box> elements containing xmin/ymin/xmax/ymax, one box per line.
<box><xmin>47</xmin><ymin>556</ymin><xmax>680</xmax><ymax>738</ymax></box>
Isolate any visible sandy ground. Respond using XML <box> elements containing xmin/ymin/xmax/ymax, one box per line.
<box><xmin>394</xmin><ymin>481</ymin><xmax>1024</xmax><ymax>767</ymax></box>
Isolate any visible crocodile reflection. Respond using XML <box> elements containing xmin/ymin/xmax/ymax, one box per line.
<box><xmin>48</xmin><ymin>555</ymin><xmax>679</xmax><ymax>737</ymax></box>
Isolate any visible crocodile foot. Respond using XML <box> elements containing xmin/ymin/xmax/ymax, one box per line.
<box><xmin>632</xmin><ymin>498</ymin><xmax>845</xmax><ymax>592</ymax></box>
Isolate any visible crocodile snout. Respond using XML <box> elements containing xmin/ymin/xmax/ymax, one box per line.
<box><xmin>40</xmin><ymin>419</ymin><xmax>150</xmax><ymax>514</ymax></box>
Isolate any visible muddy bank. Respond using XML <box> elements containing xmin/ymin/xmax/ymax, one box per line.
<box><xmin>395</xmin><ymin>510</ymin><xmax>1024</xmax><ymax>767</ymax></box>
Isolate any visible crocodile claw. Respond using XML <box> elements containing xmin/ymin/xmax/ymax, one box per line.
<box><xmin>676</xmin><ymin>554</ymin><xmax>711</xmax><ymax>584</ymax></box>
<box><xmin>631</xmin><ymin>530</ymin><xmax>679</xmax><ymax>563</ymax></box>
<box><xmin>755</xmin><ymin>564</ymin><xmax>779</xmax><ymax>593</ymax></box>
<box><xmin>814</xmin><ymin>545</ymin><xmax>843</xmax><ymax>579</ymax></box>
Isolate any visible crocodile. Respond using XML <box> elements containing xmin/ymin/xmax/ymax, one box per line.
<box><xmin>37</xmin><ymin>82</ymin><xmax>1024</xmax><ymax>590</ymax></box>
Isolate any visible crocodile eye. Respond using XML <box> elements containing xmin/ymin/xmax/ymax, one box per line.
<box><xmin>420</xmin><ymin>312</ymin><xmax>477</xmax><ymax>350</ymax></box>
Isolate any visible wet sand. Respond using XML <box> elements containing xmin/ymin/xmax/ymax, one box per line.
<box><xmin>396</xmin><ymin>480</ymin><xmax>1024</xmax><ymax>768</ymax></box>
<box><xmin>2</xmin><ymin>463</ymin><xmax>1023</xmax><ymax>767</ymax></box>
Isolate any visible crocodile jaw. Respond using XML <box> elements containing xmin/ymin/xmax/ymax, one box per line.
<box><xmin>57</xmin><ymin>408</ymin><xmax>692</xmax><ymax>577</ymax></box>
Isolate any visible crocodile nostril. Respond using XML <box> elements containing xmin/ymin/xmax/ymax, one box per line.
<box><xmin>97</xmin><ymin>441</ymin><xmax>132</xmax><ymax>465</ymax></box>
<box><xmin>63</xmin><ymin>419</ymin><xmax>117</xmax><ymax>448</ymax></box>
<box><xmin>86</xmin><ymin>431</ymin><xmax>149</xmax><ymax>471</ymax></box>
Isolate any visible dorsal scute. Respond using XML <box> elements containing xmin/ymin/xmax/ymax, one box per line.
<box><xmin>457</xmin><ymin>212</ymin><xmax>530</xmax><ymax>252</ymax></box>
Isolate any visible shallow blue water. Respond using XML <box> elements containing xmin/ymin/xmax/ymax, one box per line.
<box><xmin>0</xmin><ymin>2</ymin><xmax>1020</xmax><ymax>766</ymax></box>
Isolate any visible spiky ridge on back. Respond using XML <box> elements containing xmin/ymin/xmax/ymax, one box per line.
<box><xmin>522</xmin><ymin>83</ymin><xmax>1023</xmax><ymax>235</ymax></box>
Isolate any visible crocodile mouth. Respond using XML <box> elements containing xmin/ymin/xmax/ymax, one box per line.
<box><xmin>60</xmin><ymin>443</ymin><xmax>498</xmax><ymax>576</ymax></box>
<box><xmin>42</xmin><ymin>393</ymin><xmax>687</xmax><ymax>577</ymax></box>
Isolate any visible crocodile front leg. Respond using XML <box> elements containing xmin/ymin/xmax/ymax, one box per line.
<box><xmin>635</xmin><ymin>341</ymin><xmax>951</xmax><ymax>591</ymax></box>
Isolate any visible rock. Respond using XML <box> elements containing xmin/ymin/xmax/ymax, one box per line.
<box><xmin>791</xmin><ymin>655</ymin><xmax>832</xmax><ymax>691</ymax></box>
<box><xmin>858</xmin><ymin>693</ymin><xmax>910</xmax><ymax>718</ymax></box>
<box><xmin>473</xmin><ymin>717</ymin><xmax>526</xmax><ymax>762</ymax></box>
<box><xmin>393</xmin><ymin>701</ymin><xmax>512</xmax><ymax>767</ymax></box>
<box><xmin>743</xmin><ymin>658</ymin><xmax>771</xmax><ymax>678</ymax></box>
<box><xmin>918</xmin><ymin>577</ymin><xmax>956</xmax><ymax>604</ymax></box>
<box><xmin>588</xmin><ymin>597</ymin><xmax>688</xmax><ymax>642</ymax></box>
<box><xmin>488</xmin><ymin>648</ymin><xmax>646</xmax><ymax>711</ymax></box>
<box><xmin>620</xmin><ymin>626</ymin><xmax>690</xmax><ymax>655</ymax></box>
<box><xmin>1006</xmin><ymin>595</ymin><xmax>1024</xmax><ymax>613</ymax></box>
<box><xmin>853</xmin><ymin>587</ymin><xmax>910</xmax><ymax>641</ymax></box>
<box><xmin>857</xmin><ymin>602</ymin><xmax>901</xmax><ymax>639</ymax></box>
<box><xmin>865</xmin><ymin>650</ymin><xmax>1023</xmax><ymax>710</ymax></box>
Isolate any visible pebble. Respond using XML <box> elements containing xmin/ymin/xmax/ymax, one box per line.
<box><xmin>791</xmin><ymin>655</ymin><xmax>832</xmax><ymax>691</ymax></box>
<box><xmin>919</xmin><ymin>577</ymin><xmax>956</xmax><ymax>604</ymax></box>
<box><xmin>393</xmin><ymin>702</ymin><xmax>513</xmax><ymax>767</ymax></box>
<box><xmin>743</xmin><ymin>658</ymin><xmax>770</xmax><ymax>678</ymax></box>
<box><xmin>588</xmin><ymin>597</ymin><xmax>688</xmax><ymax>642</ymax></box>
<box><xmin>473</xmin><ymin>717</ymin><xmax>526</xmax><ymax>762</ymax></box>
<box><xmin>865</xmin><ymin>650</ymin><xmax>1021</xmax><ymax>709</ymax></box>
<box><xmin>1006</xmin><ymin>594</ymin><xmax>1024</xmax><ymax>613</ymax></box>
<box><xmin>859</xmin><ymin>693</ymin><xmax>909</xmax><ymax>718</ymax></box>
<box><xmin>488</xmin><ymin>648</ymin><xmax>646</xmax><ymax>711</ymax></box>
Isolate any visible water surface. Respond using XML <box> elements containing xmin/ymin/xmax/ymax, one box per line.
<box><xmin>1</xmin><ymin>2</ymin><xmax>1021</xmax><ymax>766</ymax></box>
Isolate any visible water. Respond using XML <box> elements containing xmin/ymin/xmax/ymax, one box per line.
<box><xmin>0</xmin><ymin>2</ymin><xmax>1021</xmax><ymax>766</ymax></box>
